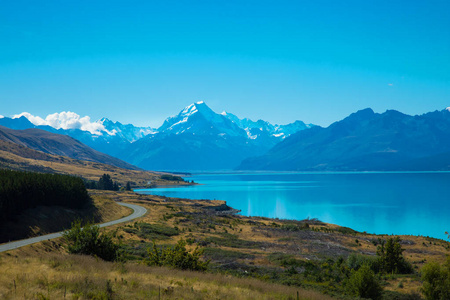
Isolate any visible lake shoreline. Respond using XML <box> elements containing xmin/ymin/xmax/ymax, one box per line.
<box><xmin>136</xmin><ymin>172</ymin><xmax>450</xmax><ymax>240</ymax></box>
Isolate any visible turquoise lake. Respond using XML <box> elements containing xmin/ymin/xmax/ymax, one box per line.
<box><xmin>135</xmin><ymin>172</ymin><xmax>450</xmax><ymax>240</ymax></box>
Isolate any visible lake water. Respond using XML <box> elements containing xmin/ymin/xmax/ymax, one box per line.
<box><xmin>135</xmin><ymin>172</ymin><xmax>450</xmax><ymax>240</ymax></box>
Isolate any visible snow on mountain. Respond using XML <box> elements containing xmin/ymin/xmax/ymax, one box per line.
<box><xmin>99</xmin><ymin>118</ymin><xmax>156</xmax><ymax>142</ymax></box>
<box><xmin>3</xmin><ymin>103</ymin><xmax>315</xmax><ymax>171</ymax></box>
<box><xmin>10</xmin><ymin>111</ymin><xmax>156</xmax><ymax>143</ymax></box>
<box><xmin>221</xmin><ymin>111</ymin><xmax>314</xmax><ymax>140</ymax></box>
<box><xmin>120</xmin><ymin>102</ymin><xmax>315</xmax><ymax>171</ymax></box>
<box><xmin>158</xmin><ymin>101</ymin><xmax>245</xmax><ymax>137</ymax></box>
<box><xmin>156</xmin><ymin>101</ymin><xmax>314</xmax><ymax>142</ymax></box>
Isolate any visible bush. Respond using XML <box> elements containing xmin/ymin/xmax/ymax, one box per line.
<box><xmin>146</xmin><ymin>239</ymin><xmax>209</xmax><ymax>271</ymax></box>
<box><xmin>377</xmin><ymin>237</ymin><xmax>413</xmax><ymax>274</ymax></box>
<box><xmin>63</xmin><ymin>219</ymin><xmax>121</xmax><ymax>261</ymax></box>
<box><xmin>421</xmin><ymin>257</ymin><xmax>450</xmax><ymax>300</ymax></box>
<box><xmin>161</xmin><ymin>174</ymin><xmax>184</xmax><ymax>182</ymax></box>
<box><xmin>97</xmin><ymin>174</ymin><xmax>119</xmax><ymax>191</ymax></box>
<box><xmin>346</xmin><ymin>253</ymin><xmax>382</xmax><ymax>274</ymax></box>
<box><xmin>346</xmin><ymin>264</ymin><xmax>383</xmax><ymax>300</ymax></box>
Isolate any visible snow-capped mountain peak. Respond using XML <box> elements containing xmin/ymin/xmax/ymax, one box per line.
<box><xmin>99</xmin><ymin>118</ymin><xmax>156</xmax><ymax>142</ymax></box>
<box><xmin>157</xmin><ymin>102</ymin><xmax>314</xmax><ymax>144</ymax></box>
<box><xmin>221</xmin><ymin>111</ymin><xmax>314</xmax><ymax>140</ymax></box>
<box><xmin>158</xmin><ymin>102</ymin><xmax>241</xmax><ymax>136</ymax></box>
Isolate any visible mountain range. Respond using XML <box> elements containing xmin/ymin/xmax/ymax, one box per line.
<box><xmin>238</xmin><ymin>108</ymin><xmax>450</xmax><ymax>171</ymax></box>
<box><xmin>3</xmin><ymin>103</ymin><xmax>450</xmax><ymax>172</ymax></box>
<box><xmin>0</xmin><ymin>102</ymin><xmax>313</xmax><ymax>171</ymax></box>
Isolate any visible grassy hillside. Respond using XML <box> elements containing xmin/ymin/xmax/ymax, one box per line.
<box><xmin>0</xmin><ymin>139</ymin><xmax>189</xmax><ymax>187</ymax></box>
<box><xmin>0</xmin><ymin>125</ymin><xmax>140</xmax><ymax>170</ymax></box>
<box><xmin>1</xmin><ymin>190</ymin><xmax>448</xmax><ymax>299</ymax></box>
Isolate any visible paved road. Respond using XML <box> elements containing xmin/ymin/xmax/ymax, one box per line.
<box><xmin>0</xmin><ymin>202</ymin><xmax>147</xmax><ymax>253</ymax></box>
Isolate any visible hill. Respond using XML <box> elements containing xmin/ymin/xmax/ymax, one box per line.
<box><xmin>0</xmin><ymin>125</ymin><xmax>139</xmax><ymax>170</ymax></box>
<box><xmin>0</xmin><ymin>138</ymin><xmax>169</xmax><ymax>187</ymax></box>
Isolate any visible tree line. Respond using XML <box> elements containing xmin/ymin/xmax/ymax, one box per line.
<box><xmin>84</xmin><ymin>174</ymin><xmax>119</xmax><ymax>191</ymax></box>
<box><xmin>84</xmin><ymin>174</ymin><xmax>132</xmax><ymax>191</ymax></box>
<box><xmin>0</xmin><ymin>169</ymin><xmax>90</xmax><ymax>224</ymax></box>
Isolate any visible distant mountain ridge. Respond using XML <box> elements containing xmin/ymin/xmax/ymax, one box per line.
<box><xmin>238</xmin><ymin>108</ymin><xmax>450</xmax><ymax>171</ymax></box>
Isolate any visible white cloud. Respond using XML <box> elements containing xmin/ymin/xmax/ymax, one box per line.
<box><xmin>0</xmin><ymin>115</ymin><xmax>4</xmax><ymax>119</ymax></box>
<box><xmin>13</xmin><ymin>111</ymin><xmax>112</xmax><ymax>135</ymax></box>
<box><xmin>13</xmin><ymin>112</ymin><xmax>47</xmax><ymax>125</ymax></box>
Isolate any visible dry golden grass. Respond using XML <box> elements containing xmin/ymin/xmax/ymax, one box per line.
<box><xmin>0</xmin><ymin>147</ymin><xmax>158</xmax><ymax>185</ymax></box>
<box><xmin>0</xmin><ymin>143</ymin><xmax>196</xmax><ymax>189</ymax></box>
<box><xmin>0</xmin><ymin>252</ymin><xmax>333</xmax><ymax>300</ymax></box>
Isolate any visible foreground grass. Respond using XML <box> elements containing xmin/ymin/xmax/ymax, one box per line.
<box><xmin>0</xmin><ymin>252</ymin><xmax>331</xmax><ymax>300</ymax></box>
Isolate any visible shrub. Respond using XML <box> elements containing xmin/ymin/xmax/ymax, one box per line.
<box><xmin>421</xmin><ymin>257</ymin><xmax>450</xmax><ymax>300</ymax></box>
<box><xmin>145</xmin><ymin>239</ymin><xmax>209</xmax><ymax>271</ymax></box>
<box><xmin>63</xmin><ymin>219</ymin><xmax>121</xmax><ymax>261</ymax></box>
<box><xmin>346</xmin><ymin>264</ymin><xmax>383</xmax><ymax>300</ymax></box>
<box><xmin>346</xmin><ymin>253</ymin><xmax>382</xmax><ymax>274</ymax></box>
<box><xmin>377</xmin><ymin>237</ymin><xmax>413</xmax><ymax>274</ymax></box>
<box><xmin>161</xmin><ymin>174</ymin><xmax>184</xmax><ymax>182</ymax></box>
<box><xmin>97</xmin><ymin>174</ymin><xmax>119</xmax><ymax>191</ymax></box>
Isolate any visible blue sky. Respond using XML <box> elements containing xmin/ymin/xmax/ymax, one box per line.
<box><xmin>1</xmin><ymin>0</ymin><xmax>449</xmax><ymax>127</ymax></box>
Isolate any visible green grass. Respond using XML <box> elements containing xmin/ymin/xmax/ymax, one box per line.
<box><xmin>123</xmin><ymin>222</ymin><xmax>179</xmax><ymax>240</ymax></box>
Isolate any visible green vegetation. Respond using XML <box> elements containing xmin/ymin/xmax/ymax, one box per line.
<box><xmin>160</xmin><ymin>174</ymin><xmax>184</xmax><ymax>182</ymax></box>
<box><xmin>63</xmin><ymin>219</ymin><xmax>121</xmax><ymax>262</ymax></box>
<box><xmin>346</xmin><ymin>264</ymin><xmax>383</xmax><ymax>300</ymax></box>
<box><xmin>421</xmin><ymin>257</ymin><xmax>450</xmax><ymax>300</ymax></box>
<box><xmin>0</xmin><ymin>169</ymin><xmax>90</xmax><ymax>224</ymax></box>
<box><xmin>261</xmin><ymin>238</ymin><xmax>414</xmax><ymax>298</ymax></box>
<box><xmin>377</xmin><ymin>237</ymin><xmax>413</xmax><ymax>274</ymax></box>
<box><xmin>123</xmin><ymin>222</ymin><xmax>179</xmax><ymax>240</ymax></box>
<box><xmin>84</xmin><ymin>173</ymin><xmax>120</xmax><ymax>191</ymax></box>
<box><xmin>97</xmin><ymin>173</ymin><xmax>119</xmax><ymax>191</ymax></box>
<box><xmin>145</xmin><ymin>239</ymin><xmax>209</xmax><ymax>271</ymax></box>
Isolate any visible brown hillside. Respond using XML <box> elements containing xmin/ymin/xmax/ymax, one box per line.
<box><xmin>0</xmin><ymin>139</ymin><xmax>165</xmax><ymax>186</ymax></box>
<box><xmin>0</xmin><ymin>125</ymin><xmax>138</xmax><ymax>170</ymax></box>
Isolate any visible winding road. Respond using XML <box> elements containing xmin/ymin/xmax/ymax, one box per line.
<box><xmin>0</xmin><ymin>202</ymin><xmax>147</xmax><ymax>253</ymax></box>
